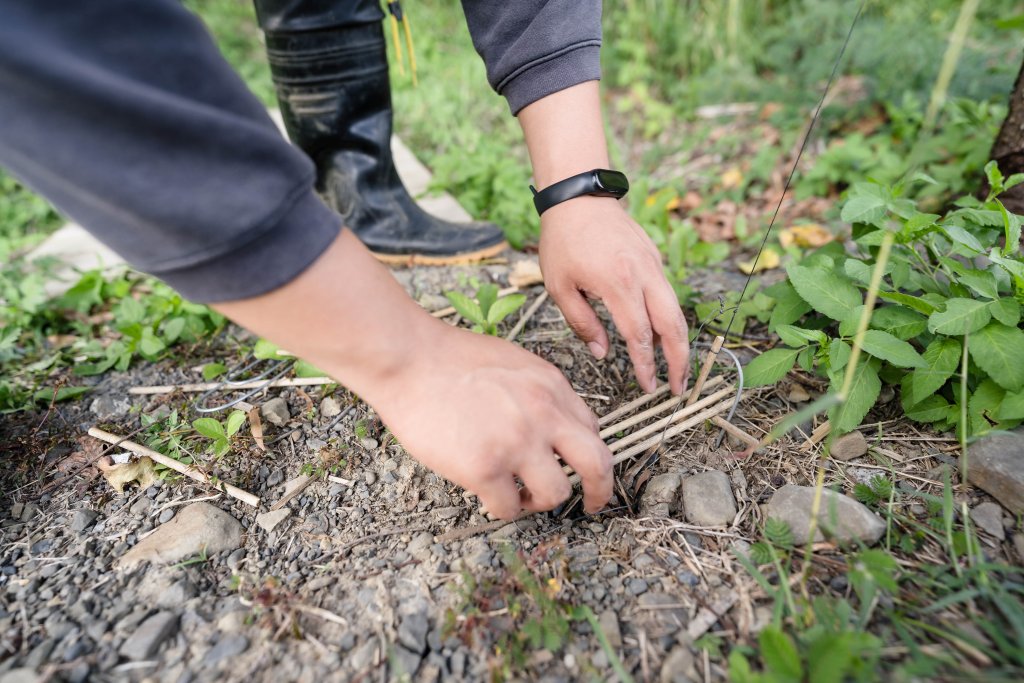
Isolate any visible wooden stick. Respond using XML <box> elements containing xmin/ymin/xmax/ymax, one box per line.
<box><xmin>798</xmin><ymin>420</ymin><xmax>831</xmax><ymax>451</ymax></box>
<box><xmin>686</xmin><ymin>335</ymin><xmax>724</xmax><ymax>406</ymax></box>
<box><xmin>568</xmin><ymin>398</ymin><xmax>734</xmax><ymax>486</ymax></box>
<box><xmin>597</xmin><ymin>383</ymin><xmax>672</xmax><ymax>426</ymax></box>
<box><xmin>505</xmin><ymin>290</ymin><xmax>549</xmax><ymax>342</ymax></box>
<box><xmin>128</xmin><ymin>376</ymin><xmax>335</xmax><ymax>395</ymax></box>
<box><xmin>608</xmin><ymin>386</ymin><xmax>735</xmax><ymax>453</ymax></box>
<box><xmin>270</xmin><ymin>474</ymin><xmax>312</xmax><ymax>511</ymax></box>
<box><xmin>712</xmin><ymin>416</ymin><xmax>759</xmax><ymax>448</ymax></box>
<box><xmin>87</xmin><ymin>427</ymin><xmax>260</xmax><ymax>507</ymax></box>
<box><xmin>430</xmin><ymin>286</ymin><xmax>519</xmax><ymax>318</ymax></box>
<box><xmin>599</xmin><ymin>375</ymin><xmax>725</xmax><ymax>439</ymax></box>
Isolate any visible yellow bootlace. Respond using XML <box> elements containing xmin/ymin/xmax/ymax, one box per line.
<box><xmin>386</xmin><ymin>1</ymin><xmax>418</xmax><ymax>86</ymax></box>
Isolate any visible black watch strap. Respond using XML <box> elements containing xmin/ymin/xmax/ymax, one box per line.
<box><xmin>530</xmin><ymin>169</ymin><xmax>629</xmax><ymax>216</ymax></box>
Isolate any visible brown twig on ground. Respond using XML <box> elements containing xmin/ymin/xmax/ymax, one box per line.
<box><xmin>607</xmin><ymin>386</ymin><xmax>735</xmax><ymax>453</ymax></box>
<box><xmin>798</xmin><ymin>420</ymin><xmax>831</xmax><ymax>451</ymax></box>
<box><xmin>686</xmin><ymin>336</ymin><xmax>724</xmax><ymax>406</ymax></box>
<box><xmin>270</xmin><ymin>474</ymin><xmax>312</xmax><ymax>511</ymax></box>
<box><xmin>597</xmin><ymin>383</ymin><xmax>673</xmax><ymax>426</ymax></box>
<box><xmin>599</xmin><ymin>376</ymin><xmax>726</xmax><ymax>438</ymax></box>
<box><xmin>505</xmin><ymin>290</ymin><xmax>549</xmax><ymax>342</ymax></box>
<box><xmin>87</xmin><ymin>427</ymin><xmax>260</xmax><ymax>507</ymax></box>
<box><xmin>434</xmin><ymin>514</ymin><xmax>530</xmax><ymax>544</ymax></box>
<box><xmin>128</xmin><ymin>376</ymin><xmax>335</xmax><ymax>395</ymax></box>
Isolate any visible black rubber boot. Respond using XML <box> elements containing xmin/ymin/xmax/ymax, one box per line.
<box><xmin>262</xmin><ymin>22</ymin><xmax>507</xmax><ymax>263</ymax></box>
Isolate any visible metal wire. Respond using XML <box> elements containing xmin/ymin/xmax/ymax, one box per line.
<box><xmin>193</xmin><ymin>358</ymin><xmax>294</xmax><ymax>413</ymax></box>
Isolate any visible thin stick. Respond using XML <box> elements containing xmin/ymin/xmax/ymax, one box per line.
<box><xmin>128</xmin><ymin>376</ymin><xmax>335</xmax><ymax>396</ymax></box>
<box><xmin>569</xmin><ymin>399</ymin><xmax>734</xmax><ymax>486</ymax></box>
<box><xmin>686</xmin><ymin>336</ymin><xmax>724</xmax><ymax>406</ymax></box>
<box><xmin>270</xmin><ymin>474</ymin><xmax>312</xmax><ymax>511</ymax></box>
<box><xmin>505</xmin><ymin>290</ymin><xmax>549</xmax><ymax>342</ymax></box>
<box><xmin>712</xmin><ymin>416</ymin><xmax>759</xmax><ymax>448</ymax></box>
<box><xmin>608</xmin><ymin>386</ymin><xmax>735</xmax><ymax>453</ymax></box>
<box><xmin>87</xmin><ymin>427</ymin><xmax>260</xmax><ymax>507</ymax></box>
<box><xmin>597</xmin><ymin>383</ymin><xmax>673</xmax><ymax>426</ymax></box>
<box><xmin>599</xmin><ymin>375</ymin><xmax>725</xmax><ymax>438</ymax></box>
<box><xmin>430</xmin><ymin>286</ymin><xmax>518</xmax><ymax>318</ymax></box>
<box><xmin>798</xmin><ymin>420</ymin><xmax>831</xmax><ymax>451</ymax></box>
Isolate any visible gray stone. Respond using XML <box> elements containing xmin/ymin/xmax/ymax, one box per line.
<box><xmin>364</xmin><ymin>471</ymin><xmax>377</xmax><ymax>486</ymax></box>
<box><xmin>158</xmin><ymin>508</ymin><xmax>175</xmax><ymax>524</ymax></box>
<box><xmin>0</xmin><ymin>669</ymin><xmax>40</xmax><ymax>683</ymax></box>
<box><xmin>129</xmin><ymin>497</ymin><xmax>152</xmax><ymax>515</ymax></box>
<box><xmin>766</xmin><ymin>485</ymin><xmax>885</xmax><ymax>546</ymax></box>
<box><xmin>119</xmin><ymin>611</ymin><xmax>178</xmax><ymax>660</ymax></box>
<box><xmin>320</xmin><ymin>397</ymin><xmax>342</xmax><ymax>418</ymax></box>
<box><xmin>626</xmin><ymin>578</ymin><xmax>649</xmax><ymax>595</ymax></box>
<box><xmin>70</xmin><ymin>510</ymin><xmax>99</xmax><ymax>533</ymax></box>
<box><xmin>90</xmin><ymin>395</ymin><xmax>130</xmax><ymax>421</ymax></box>
<box><xmin>661</xmin><ymin>645</ymin><xmax>697</xmax><ymax>683</ymax></box>
<box><xmin>360</xmin><ymin>437</ymin><xmax>379</xmax><ymax>451</ymax></box>
<box><xmin>831</xmin><ymin>431</ymin><xmax>868</xmax><ymax>461</ymax></box>
<box><xmin>968</xmin><ymin>430</ymin><xmax>1024</xmax><ymax>514</ymax></box>
<box><xmin>397</xmin><ymin>613</ymin><xmax>429</xmax><ymax>653</ymax></box>
<box><xmin>641</xmin><ymin>474</ymin><xmax>682</xmax><ymax>517</ymax></box>
<box><xmin>1013</xmin><ymin>534</ymin><xmax>1024</xmax><ymax>565</ymax></box>
<box><xmin>392</xmin><ymin>645</ymin><xmax>422</xmax><ymax>677</ymax></box>
<box><xmin>406</xmin><ymin>532</ymin><xmax>434</xmax><ymax>561</ymax></box>
<box><xmin>970</xmin><ymin>502</ymin><xmax>1006</xmax><ymax>541</ymax></box>
<box><xmin>598</xmin><ymin>610</ymin><xmax>621</xmax><ymax>649</ymax></box>
<box><xmin>226</xmin><ymin>548</ymin><xmax>246</xmax><ymax>571</ymax></box>
<box><xmin>116</xmin><ymin>502</ymin><xmax>244</xmax><ymax>569</ymax></box>
<box><xmin>349</xmin><ymin>639</ymin><xmax>378</xmax><ymax>671</ymax></box>
<box><xmin>202</xmin><ymin>635</ymin><xmax>249</xmax><ymax>668</ymax></box>
<box><xmin>255</xmin><ymin>508</ymin><xmax>292</xmax><ymax>533</ymax></box>
<box><xmin>260</xmin><ymin>397</ymin><xmax>290</xmax><ymax>427</ymax></box>
<box><xmin>681</xmin><ymin>471</ymin><xmax>736</xmax><ymax>526</ymax></box>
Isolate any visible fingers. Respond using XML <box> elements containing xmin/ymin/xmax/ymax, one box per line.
<box><xmin>475</xmin><ymin>473</ymin><xmax>525</xmax><ymax>521</ymax></box>
<box><xmin>645</xmin><ymin>282</ymin><xmax>691</xmax><ymax>395</ymax></box>
<box><xmin>555</xmin><ymin>431</ymin><xmax>613</xmax><ymax>514</ymax></box>
<box><xmin>517</xmin><ymin>451</ymin><xmax>572</xmax><ymax>512</ymax></box>
<box><xmin>550</xmin><ymin>286</ymin><xmax>610</xmax><ymax>359</ymax></box>
<box><xmin>604</xmin><ymin>288</ymin><xmax>657</xmax><ymax>393</ymax></box>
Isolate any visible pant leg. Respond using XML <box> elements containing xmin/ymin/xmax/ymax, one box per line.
<box><xmin>253</xmin><ymin>0</ymin><xmax>384</xmax><ymax>32</ymax></box>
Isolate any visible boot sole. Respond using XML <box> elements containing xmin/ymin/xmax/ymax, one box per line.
<box><xmin>371</xmin><ymin>240</ymin><xmax>509</xmax><ymax>266</ymax></box>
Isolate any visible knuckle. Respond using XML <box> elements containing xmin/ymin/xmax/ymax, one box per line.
<box><xmin>632</xmin><ymin>326</ymin><xmax>655</xmax><ymax>352</ymax></box>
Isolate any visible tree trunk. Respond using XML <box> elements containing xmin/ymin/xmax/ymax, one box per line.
<box><xmin>990</xmin><ymin>59</ymin><xmax>1024</xmax><ymax>213</ymax></box>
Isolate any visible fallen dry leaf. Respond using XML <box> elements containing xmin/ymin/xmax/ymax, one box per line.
<box><xmin>720</xmin><ymin>167</ymin><xmax>744</xmax><ymax>189</ymax></box>
<box><xmin>509</xmin><ymin>259</ymin><xmax>543</xmax><ymax>288</ymax></box>
<box><xmin>779</xmin><ymin>223</ymin><xmax>834</xmax><ymax>249</ymax></box>
<box><xmin>738</xmin><ymin>247</ymin><xmax>781</xmax><ymax>274</ymax></box>
<box><xmin>97</xmin><ymin>456</ymin><xmax>158</xmax><ymax>493</ymax></box>
<box><xmin>679</xmin><ymin>191</ymin><xmax>702</xmax><ymax>212</ymax></box>
<box><xmin>788</xmin><ymin>384</ymin><xmax>811</xmax><ymax>403</ymax></box>
<box><xmin>248</xmin><ymin>406</ymin><xmax>265</xmax><ymax>451</ymax></box>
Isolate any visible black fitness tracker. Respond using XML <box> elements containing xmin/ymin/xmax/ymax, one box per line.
<box><xmin>530</xmin><ymin>169</ymin><xmax>629</xmax><ymax>216</ymax></box>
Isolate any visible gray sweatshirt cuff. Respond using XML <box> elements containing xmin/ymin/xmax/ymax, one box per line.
<box><xmin>500</xmin><ymin>43</ymin><xmax>602</xmax><ymax>115</ymax></box>
<box><xmin>153</xmin><ymin>191</ymin><xmax>341</xmax><ymax>303</ymax></box>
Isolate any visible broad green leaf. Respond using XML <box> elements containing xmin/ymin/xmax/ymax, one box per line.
<box><xmin>225</xmin><ymin>410</ymin><xmax>247</xmax><ymax>437</ymax></box>
<box><xmin>829</xmin><ymin>339</ymin><xmax>852</xmax><ymax>374</ymax></box>
<box><xmin>999</xmin><ymin>390</ymin><xmax>1024</xmax><ymax>420</ymax></box>
<box><xmin>905</xmin><ymin>394</ymin><xmax>951</xmax><ymax>423</ymax></box>
<box><xmin>253</xmin><ymin>338</ymin><xmax>281</xmax><ymax>360</ymax></box>
<box><xmin>971</xmin><ymin>322</ymin><xmax>1024</xmax><ymax>392</ymax></box>
<box><xmin>843</xmin><ymin>259</ymin><xmax>872</xmax><ymax>285</ymax></box>
<box><xmin>829</xmin><ymin>359</ymin><xmax>881</xmax><ymax>433</ymax></box>
<box><xmin>486</xmin><ymin>293</ymin><xmax>527</xmax><ymax>325</ymax></box>
<box><xmin>32</xmin><ymin>386</ymin><xmax>90</xmax><ymax>403</ymax></box>
<box><xmin>775</xmin><ymin>325</ymin><xmax>826</xmax><ymax>348</ymax></box>
<box><xmin>877</xmin><ymin>291</ymin><xmax>937</xmax><ymax>315</ymax></box>
<box><xmin>870</xmin><ymin>307</ymin><xmax>927</xmax><ymax>340</ymax></box>
<box><xmin>787</xmin><ymin>263</ymin><xmax>862</xmax><ymax>321</ymax></box>
<box><xmin>911</xmin><ymin>338</ymin><xmax>961</xmax><ymax>399</ymax></box>
<box><xmin>989</xmin><ymin>298</ymin><xmax>1021</xmax><ymax>326</ymax></box>
<box><xmin>114</xmin><ymin>297</ymin><xmax>146</xmax><ymax>326</ymax></box>
<box><xmin>998</xmin><ymin>200</ymin><xmax>1022</xmax><ymax>256</ymax></box>
<box><xmin>841</xmin><ymin>195</ymin><xmax>887</xmax><ymax>226</ymax></box>
<box><xmin>193</xmin><ymin>417</ymin><xmax>225</xmax><ymax>440</ymax></box>
<box><xmin>838</xmin><ymin>305</ymin><xmax>865</xmax><ymax>338</ymax></box>
<box><xmin>985</xmin><ymin>160</ymin><xmax>1004</xmax><ymax>194</ymax></box>
<box><xmin>744</xmin><ymin>348</ymin><xmax>801</xmax><ymax>387</ymax></box>
<box><xmin>797</xmin><ymin>346</ymin><xmax>815</xmax><ymax>372</ymax></box>
<box><xmin>989</xmin><ymin>250</ymin><xmax>1024</xmax><ymax>280</ymax></box>
<box><xmin>955</xmin><ymin>269</ymin><xmax>999</xmax><ymax>300</ymax></box>
<box><xmin>162</xmin><ymin>317</ymin><xmax>186</xmax><ymax>343</ymax></box>
<box><xmin>213</xmin><ymin>437</ymin><xmax>231</xmax><ymax>458</ymax></box>
<box><xmin>202</xmin><ymin>362</ymin><xmax>227</xmax><ymax>381</ymax></box>
<box><xmin>758</xmin><ymin>626</ymin><xmax>803</xmax><ymax>680</ymax></box>
<box><xmin>941</xmin><ymin>225</ymin><xmax>984</xmax><ymax>253</ymax></box>
<box><xmin>927</xmin><ymin>299</ymin><xmax>992</xmax><ymax>335</ymax></box>
<box><xmin>1007</xmin><ymin>172</ymin><xmax>1024</xmax><ymax>192</ymax></box>
<box><xmin>968</xmin><ymin>379</ymin><xmax>1005</xmax><ymax>435</ymax></box>
<box><xmin>444</xmin><ymin>291</ymin><xmax>484</xmax><ymax>325</ymax></box>
<box><xmin>860</xmin><ymin>329</ymin><xmax>925</xmax><ymax>368</ymax></box>
<box><xmin>293</xmin><ymin>359</ymin><xmax>327</xmax><ymax>378</ymax></box>
<box><xmin>768</xmin><ymin>281</ymin><xmax>812</xmax><ymax>331</ymax></box>
<box><xmin>139</xmin><ymin>330</ymin><xmax>165</xmax><ymax>357</ymax></box>
<box><xmin>476</xmin><ymin>283</ymin><xmax>499</xmax><ymax>318</ymax></box>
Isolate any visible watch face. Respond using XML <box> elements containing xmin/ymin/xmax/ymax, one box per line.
<box><xmin>595</xmin><ymin>170</ymin><xmax>629</xmax><ymax>194</ymax></box>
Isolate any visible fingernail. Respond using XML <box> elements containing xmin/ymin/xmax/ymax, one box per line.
<box><xmin>588</xmin><ymin>342</ymin><xmax>606</xmax><ymax>360</ymax></box>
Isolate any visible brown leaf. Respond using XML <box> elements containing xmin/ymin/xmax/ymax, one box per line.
<box><xmin>779</xmin><ymin>223</ymin><xmax>834</xmax><ymax>249</ymax></box>
<box><xmin>509</xmin><ymin>259</ymin><xmax>543</xmax><ymax>288</ymax></box>
<box><xmin>738</xmin><ymin>247</ymin><xmax>781</xmax><ymax>274</ymax></box>
<box><xmin>97</xmin><ymin>456</ymin><xmax>158</xmax><ymax>493</ymax></box>
<box><xmin>248</xmin><ymin>406</ymin><xmax>265</xmax><ymax>451</ymax></box>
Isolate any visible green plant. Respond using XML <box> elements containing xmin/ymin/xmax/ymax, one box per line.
<box><xmin>444</xmin><ymin>283</ymin><xmax>526</xmax><ymax>336</ymax></box>
<box><xmin>745</xmin><ymin>164</ymin><xmax>1024</xmax><ymax>437</ymax></box>
<box><xmin>192</xmin><ymin>409</ymin><xmax>247</xmax><ymax>457</ymax></box>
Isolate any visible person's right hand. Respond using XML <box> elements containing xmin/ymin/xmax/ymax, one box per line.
<box><xmin>371</xmin><ymin>323</ymin><xmax>614</xmax><ymax>520</ymax></box>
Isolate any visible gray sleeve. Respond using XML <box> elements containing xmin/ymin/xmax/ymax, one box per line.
<box><xmin>460</xmin><ymin>0</ymin><xmax>602</xmax><ymax>115</ymax></box>
<box><xmin>0</xmin><ymin>0</ymin><xmax>341</xmax><ymax>303</ymax></box>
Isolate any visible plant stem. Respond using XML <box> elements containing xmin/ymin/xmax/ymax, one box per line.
<box><xmin>923</xmin><ymin>0</ymin><xmax>981</xmax><ymax>132</ymax></box>
<box><xmin>960</xmin><ymin>333</ymin><xmax>969</xmax><ymax>486</ymax></box>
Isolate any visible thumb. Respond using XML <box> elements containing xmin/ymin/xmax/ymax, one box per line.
<box><xmin>551</xmin><ymin>287</ymin><xmax>610</xmax><ymax>359</ymax></box>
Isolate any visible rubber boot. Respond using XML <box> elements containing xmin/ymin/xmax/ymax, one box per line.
<box><xmin>262</xmin><ymin>22</ymin><xmax>508</xmax><ymax>263</ymax></box>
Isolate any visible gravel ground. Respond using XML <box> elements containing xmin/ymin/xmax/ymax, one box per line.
<box><xmin>2</xmin><ymin>259</ymin><xmax>1021</xmax><ymax>683</ymax></box>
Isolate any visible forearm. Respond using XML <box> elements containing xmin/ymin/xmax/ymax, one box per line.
<box><xmin>517</xmin><ymin>81</ymin><xmax>610</xmax><ymax>189</ymax></box>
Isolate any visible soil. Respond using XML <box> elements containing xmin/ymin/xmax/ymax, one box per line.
<box><xmin>1</xmin><ymin>258</ymin><xmax>1019</xmax><ymax>683</ymax></box>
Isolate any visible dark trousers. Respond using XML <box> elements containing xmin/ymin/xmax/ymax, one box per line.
<box><xmin>253</xmin><ymin>0</ymin><xmax>385</xmax><ymax>33</ymax></box>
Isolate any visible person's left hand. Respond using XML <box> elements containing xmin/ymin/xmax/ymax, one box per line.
<box><xmin>539</xmin><ymin>195</ymin><xmax>691</xmax><ymax>395</ymax></box>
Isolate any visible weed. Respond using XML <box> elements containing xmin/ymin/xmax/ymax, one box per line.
<box><xmin>192</xmin><ymin>409</ymin><xmax>247</xmax><ymax>458</ymax></box>
<box><xmin>444</xmin><ymin>283</ymin><xmax>526</xmax><ymax>336</ymax></box>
